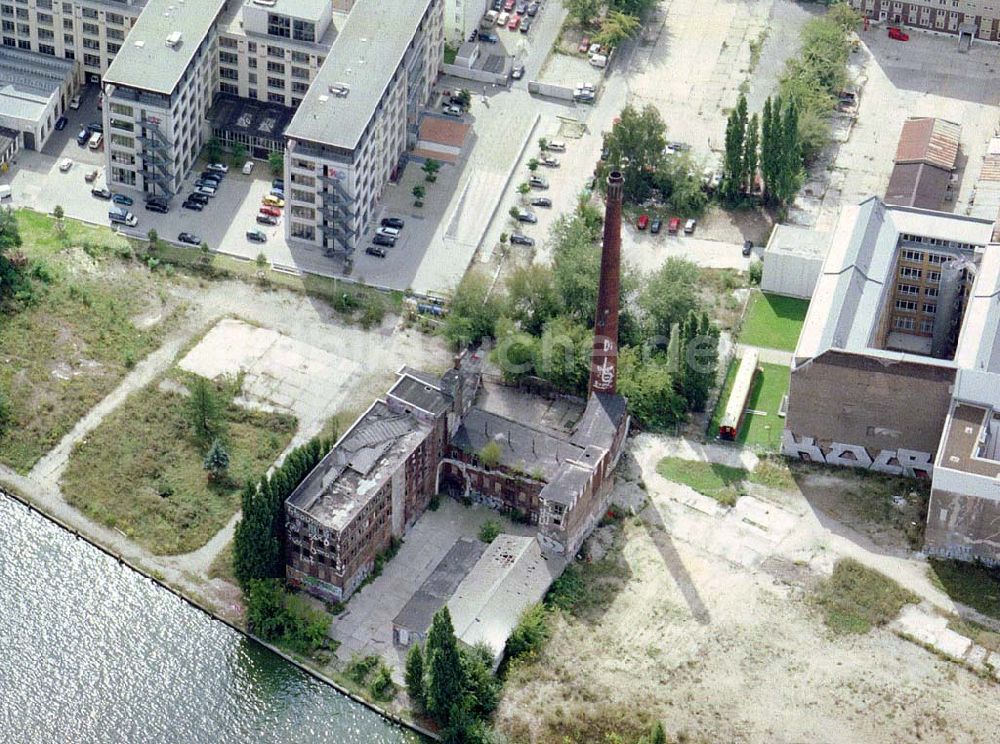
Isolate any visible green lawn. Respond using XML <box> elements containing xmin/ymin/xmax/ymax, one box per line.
<box><xmin>657</xmin><ymin>456</ymin><xmax>796</xmax><ymax>506</ymax></box>
<box><xmin>740</xmin><ymin>291</ymin><xmax>809</xmax><ymax>351</ymax></box>
<box><xmin>816</xmin><ymin>558</ymin><xmax>918</xmax><ymax>635</ymax></box>
<box><xmin>61</xmin><ymin>376</ymin><xmax>296</xmax><ymax>555</ymax></box>
<box><xmin>709</xmin><ymin>361</ymin><xmax>789</xmax><ymax>451</ymax></box>
<box><xmin>0</xmin><ymin>210</ymin><xmax>168</xmax><ymax>472</ymax></box>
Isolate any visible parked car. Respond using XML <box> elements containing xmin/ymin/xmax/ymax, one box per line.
<box><xmin>528</xmin><ymin>175</ymin><xmax>548</xmax><ymax>189</ymax></box>
<box><xmin>76</xmin><ymin>128</ymin><xmax>90</xmax><ymax>146</ymax></box>
<box><xmin>520</xmin><ymin>17</ymin><xmax>532</xmax><ymax>33</ymax></box>
<box><xmin>69</xmin><ymin>95</ymin><xmax>81</xmax><ymax>110</ymax></box>
<box><xmin>527</xmin><ymin>2</ymin><xmax>539</xmax><ymax>15</ymax></box>
<box><xmin>84</xmin><ymin>169</ymin><xmax>99</xmax><ymax>183</ymax></box>
<box><xmin>262</xmin><ymin>194</ymin><xmax>284</xmax><ymax>207</ymax></box>
<box><xmin>443</xmin><ymin>105</ymin><xmax>463</xmax><ymax>117</ymax></box>
<box><xmin>246</xmin><ymin>229</ymin><xmax>267</xmax><ymax>243</ymax></box>
<box><xmin>510</xmin><ymin>233</ymin><xmax>535</xmax><ymax>247</ymax></box>
<box><xmin>188</xmin><ymin>192</ymin><xmax>209</xmax><ymax>205</ymax></box>
<box><xmin>530</xmin><ymin>196</ymin><xmax>552</xmax><ymax>208</ymax></box>
<box><xmin>478</xmin><ymin>30</ymin><xmax>499</xmax><ymax>43</ymax></box>
<box><xmin>259</xmin><ymin>205</ymin><xmax>281</xmax><ymax>218</ymax></box>
<box><xmin>508</xmin><ymin>14</ymin><xmax>521</xmax><ymax>30</ymax></box>
<box><xmin>87</xmin><ymin>132</ymin><xmax>103</xmax><ymax>150</ymax></box>
<box><xmin>684</xmin><ymin>218</ymin><xmax>697</xmax><ymax>234</ymax></box>
<box><xmin>496</xmin><ymin>11</ymin><xmax>510</xmax><ymax>25</ymax></box>
<box><xmin>182</xmin><ymin>199</ymin><xmax>205</xmax><ymax>212</ymax></box>
<box><xmin>112</xmin><ymin>194</ymin><xmax>133</xmax><ymax>206</ymax></box>
<box><xmin>516</xmin><ymin>210</ymin><xmax>537</xmax><ymax>223</ymax></box>
<box><xmin>91</xmin><ymin>187</ymin><xmax>112</xmax><ymax>200</ymax></box>
<box><xmin>195</xmin><ymin>185</ymin><xmax>217</xmax><ymax>198</ymax></box>
<box><xmin>242</xmin><ymin>160</ymin><xmax>255</xmax><ymax>175</ymax></box>
<box><xmin>194</xmin><ymin>179</ymin><xmax>218</xmax><ymax>190</ymax></box>
<box><xmin>373</xmin><ymin>233</ymin><xmax>396</xmax><ymax>247</ymax></box>
<box><xmin>545</xmin><ymin>140</ymin><xmax>566</xmax><ymax>152</ymax></box>
<box><xmin>650</xmin><ymin>218</ymin><xmax>662</xmax><ymax>234</ymax></box>
<box><xmin>89</xmin><ymin>123</ymin><xmax>103</xmax><ymax>134</ymax></box>
<box><xmin>742</xmin><ymin>239</ymin><xmax>753</xmax><ymax>257</ymax></box>
<box><xmin>59</xmin><ymin>158</ymin><xmax>73</xmax><ymax>172</ymax></box>
<box><xmin>381</xmin><ymin>217</ymin><xmax>405</xmax><ymax>229</ymax></box>
<box><xmin>200</xmin><ymin>171</ymin><xmax>223</xmax><ymax>183</ymax></box>
<box><xmin>540</xmin><ymin>155</ymin><xmax>559</xmax><ymax>167</ymax></box>
<box><xmin>145</xmin><ymin>199</ymin><xmax>169</xmax><ymax>213</ymax></box>
<box><xmin>55</xmin><ymin>116</ymin><xmax>68</xmax><ymax>131</ymax></box>
<box><xmin>888</xmin><ymin>26</ymin><xmax>909</xmax><ymax>41</ymax></box>
<box><xmin>256</xmin><ymin>213</ymin><xmax>278</xmax><ymax>226</ymax></box>
<box><xmin>637</xmin><ymin>214</ymin><xmax>649</xmax><ymax>230</ymax></box>
<box><xmin>269</xmin><ymin>188</ymin><xmax>285</xmax><ymax>199</ymax></box>
<box><xmin>503</xmin><ymin>0</ymin><xmax>515</xmax><ymax>10</ymax></box>
<box><xmin>516</xmin><ymin>0</ymin><xmax>528</xmax><ymax>13</ymax></box>
<box><xmin>366</xmin><ymin>245</ymin><xmax>388</xmax><ymax>258</ymax></box>
<box><xmin>178</xmin><ymin>232</ymin><xmax>201</xmax><ymax>246</ymax></box>
<box><xmin>668</xmin><ymin>217</ymin><xmax>681</xmax><ymax>234</ymax></box>
<box><xmin>492</xmin><ymin>0</ymin><xmax>502</xmax><ymax>10</ymax></box>
<box><xmin>511</xmin><ymin>63</ymin><xmax>525</xmax><ymax>80</ymax></box>
<box><xmin>376</xmin><ymin>226</ymin><xmax>400</xmax><ymax>238</ymax></box>
<box><xmin>206</xmin><ymin>163</ymin><xmax>229</xmax><ymax>173</ymax></box>
<box><xmin>272</xmin><ymin>179</ymin><xmax>284</xmax><ymax>190</ymax></box>
<box><xmin>578</xmin><ymin>36</ymin><xmax>590</xmax><ymax>53</ymax></box>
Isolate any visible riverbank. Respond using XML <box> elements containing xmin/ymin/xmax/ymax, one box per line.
<box><xmin>0</xmin><ymin>486</ymin><xmax>437</xmax><ymax>742</ymax></box>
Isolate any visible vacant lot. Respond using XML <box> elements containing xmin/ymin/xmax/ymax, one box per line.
<box><xmin>61</xmin><ymin>376</ymin><xmax>295</xmax><ymax>555</ymax></box>
<box><xmin>740</xmin><ymin>291</ymin><xmax>808</xmax><ymax>351</ymax></box>
<box><xmin>0</xmin><ymin>210</ymin><xmax>170</xmax><ymax>472</ymax></box>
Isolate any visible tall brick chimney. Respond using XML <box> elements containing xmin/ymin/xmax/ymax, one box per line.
<box><xmin>589</xmin><ymin>171</ymin><xmax>623</xmax><ymax>396</ymax></box>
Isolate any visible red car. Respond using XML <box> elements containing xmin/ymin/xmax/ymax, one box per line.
<box><xmin>667</xmin><ymin>217</ymin><xmax>681</xmax><ymax>234</ymax></box>
<box><xmin>259</xmin><ymin>206</ymin><xmax>281</xmax><ymax>217</ymax></box>
<box><xmin>508</xmin><ymin>13</ymin><xmax>521</xmax><ymax>30</ymax></box>
<box><xmin>888</xmin><ymin>27</ymin><xmax>909</xmax><ymax>41</ymax></box>
<box><xmin>637</xmin><ymin>214</ymin><xmax>649</xmax><ymax>230</ymax></box>
<box><xmin>578</xmin><ymin>36</ymin><xmax>590</xmax><ymax>53</ymax></box>
<box><xmin>503</xmin><ymin>0</ymin><xmax>515</xmax><ymax>10</ymax></box>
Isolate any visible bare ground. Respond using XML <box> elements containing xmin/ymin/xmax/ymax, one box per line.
<box><xmin>496</xmin><ymin>436</ymin><xmax>1000</xmax><ymax>743</ymax></box>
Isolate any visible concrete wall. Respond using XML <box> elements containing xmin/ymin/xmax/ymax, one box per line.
<box><xmin>925</xmin><ymin>488</ymin><xmax>1000</xmax><ymax>565</ymax></box>
<box><xmin>527</xmin><ymin>80</ymin><xmax>576</xmax><ymax>102</ymax></box>
<box><xmin>786</xmin><ymin>350</ymin><xmax>955</xmax><ymax>456</ymax></box>
<box><xmin>760</xmin><ymin>250</ymin><xmax>824</xmax><ymax>299</ymax></box>
<box><xmin>441</xmin><ymin>63</ymin><xmax>508</xmax><ymax>86</ymax></box>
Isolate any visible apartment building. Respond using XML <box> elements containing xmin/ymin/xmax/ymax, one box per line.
<box><xmin>216</xmin><ymin>0</ymin><xmax>335</xmax><ymax>110</ymax></box>
<box><xmin>283</xmin><ymin>0</ymin><xmax>444</xmax><ymax>255</ymax></box>
<box><xmin>1</xmin><ymin>0</ymin><xmax>145</xmax><ymax>82</ymax></box>
<box><xmin>850</xmin><ymin>0</ymin><xmax>1000</xmax><ymax>41</ymax></box>
<box><xmin>101</xmin><ymin>0</ymin><xmax>225</xmax><ymax>199</ymax></box>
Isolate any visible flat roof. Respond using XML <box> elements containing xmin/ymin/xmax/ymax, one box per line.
<box><xmin>392</xmin><ymin>538</ymin><xmax>485</xmax><ymax>635</ymax></box>
<box><xmin>764</xmin><ymin>224</ymin><xmax>830</xmax><ymax>258</ymax></box>
<box><xmin>0</xmin><ymin>48</ymin><xmax>74</xmax><ymax>123</ymax></box>
<box><xmin>794</xmin><ymin>198</ymin><xmax>995</xmax><ymax>366</ymax></box>
<box><xmin>285</xmin><ymin>0</ymin><xmax>434</xmax><ymax>149</ymax></box>
<box><xmin>104</xmin><ymin>0</ymin><xmax>226</xmax><ymax>95</ymax></box>
<box><xmin>447</xmin><ymin>534</ymin><xmax>565</xmax><ymax>664</ymax></box>
<box><xmin>219</xmin><ymin>0</ymin><xmax>339</xmax><ymax>49</ymax></box>
<box><xmin>387</xmin><ymin>373</ymin><xmax>450</xmax><ymax>416</ymax></box>
<box><xmin>208</xmin><ymin>93</ymin><xmax>295</xmax><ymax>143</ymax></box>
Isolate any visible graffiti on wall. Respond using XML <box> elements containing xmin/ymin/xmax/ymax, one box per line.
<box><xmin>781</xmin><ymin>430</ymin><xmax>933</xmax><ymax>478</ymax></box>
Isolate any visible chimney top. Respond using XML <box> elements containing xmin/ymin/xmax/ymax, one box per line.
<box><xmin>607</xmin><ymin>171</ymin><xmax>624</xmax><ymax>201</ymax></box>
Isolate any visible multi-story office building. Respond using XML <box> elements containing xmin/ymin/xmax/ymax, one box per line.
<box><xmin>850</xmin><ymin>0</ymin><xmax>1000</xmax><ymax>41</ymax></box>
<box><xmin>216</xmin><ymin>0</ymin><xmax>335</xmax><ymax>110</ymax></box>
<box><xmin>101</xmin><ymin>0</ymin><xmax>225</xmax><ymax>199</ymax></box>
<box><xmin>283</xmin><ymin>0</ymin><xmax>444</xmax><ymax>255</ymax></box>
<box><xmin>1</xmin><ymin>0</ymin><xmax>145</xmax><ymax>83</ymax></box>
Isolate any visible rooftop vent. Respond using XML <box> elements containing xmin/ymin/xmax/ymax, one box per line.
<box><xmin>253</xmin><ymin>0</ymin><xmax>278</xmax><ymax>6</ymax></box>
<box><xmin>165</xmin><ymin>31</ymin><xmax>183</xmax><ymax>47</ymax></box>
<box><xmin>329</xmin><ymin>83</ymin><xmax>350</xmax><ymax>97</ymax></box>
<box><xmin>134</xmin><ymin>40</ymin><xmax>145</xmax><ymax>48</ymax></box>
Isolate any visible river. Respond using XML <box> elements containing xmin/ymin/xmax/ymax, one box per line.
<box><xmin>0</xmin><ymin>493</ymin><xmax>422</xmax><ymax>743</ymax></box>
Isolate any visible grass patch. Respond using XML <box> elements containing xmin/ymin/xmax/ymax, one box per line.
<box><xmin>738</xmin><ymin>363</ymin><xmax>790</xmax><ymax>450</ymax></box>
<box><xmin>61</xmin><ymin>377</ymin><xmax>296</xmax><ymax>555</ymax></box>
<box><xmin>815</xmin><ymin>558</ymin><xmax>918</xmax><ymax>634</ymax></box>
<box><xmin>208</xmin><ymin>540</ymin><xmax>237</xmax><ymax>584</ymax></box>
<box><xmin>740</xmin><ymin>291</ymin><xmax>809</xmax><ymax>351</ymax></box>
<box><xmin>656</xmin><ymin>457</ymin><xmax>747</xmax><ymax>507</ymax></box>
<box><xmin>928</xmin><ymin>559</ymin><xmax>1000</xmax><ymax>620</ymax></box>
<box><xmin>0</xmin><ymin>210</ymin><xmax>167</xmax><ymax>472</ymax></box>
<box><xmin>749</xmin><ymin>457</ymin><xmax>797</xmax><ymax>490</ymax></box>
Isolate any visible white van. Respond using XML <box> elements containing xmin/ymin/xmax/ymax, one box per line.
<box><xmin>0</xmin><ymin>184</ymin><xmax>11</xmax><ymax>201</ymax></box>
<box><xmin>88</xmin><ymin>132</ymin><xmax>103</xmax><ymax>150</ymax></box>
<box><xmin>242</xmin><ymin>160</ymin><xmax>255</xmax><ymax>175</ymax></box>
<box><xmin>589</xmin><ymin>53</ymin><xmax>608</xmax><ymax>69</ymax></box>
<box><xmin>546</xmin><ymin>140</ymin><xmax>566</xmax><ymax>152</ymax></box>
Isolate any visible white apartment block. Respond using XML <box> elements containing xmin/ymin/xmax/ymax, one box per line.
<box><xmin>283</xmin><ymin>0</ymin><xmax>444</xmax><ymax>256</ymax></box>
<box><xmin>101</xmin><ymin>0</ymin><xmax>224</xmax><ymax>199</ymax></box>
<box><xmin>851</xmin><ymin>0</ymin><xmax>1000</xmax><ymax>40</ymax></box>
<box><xmin>216</xmin><ymin>0</ymin><xmax>335</xmax><ymax>110</ymax></box>
<box><xmin>1</xmin><ymin>0</ymin><xmax>145</xmax><ymax>82</ymax></box>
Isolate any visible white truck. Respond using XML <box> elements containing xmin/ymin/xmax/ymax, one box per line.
<box><xmin>109</xmin><ymin>206</ymin><xmax>137</xmax><ymax>227</ymax></box>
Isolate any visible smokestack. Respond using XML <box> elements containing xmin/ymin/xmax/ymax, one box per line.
<box><xmin>589</xmin><ymin>171</ymin><xmax>623</xmax><ymax>395</ymax></box>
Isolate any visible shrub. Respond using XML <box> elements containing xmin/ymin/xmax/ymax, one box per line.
<box><xmin>478</xmin><ymin>519</ymin><xmax>501</xmax><ymax>544</ymax></box>
<box><xmin>478</xmin><ymin>440</ymin><xmax>502</xmax><ymax>468</ymax></box>
<box><xmin>505</xmin><ymin>603</ymin><xmax>549</xmax><ymax>662</ymax></box>
<box><xmin>369</xmin><ymin>663</ymin><xmax>396</xmax><ymax>702</ymax></box>
<box><xmin>747</xmin><ymin>259</ymin><xmax>762</xmax><ymax>285</ymax></box>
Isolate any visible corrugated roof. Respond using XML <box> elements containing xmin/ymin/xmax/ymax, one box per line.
<box><xmin>884</xmin><ymin>161</ymin><xmax>953</xmax><ymax>211</ymax></box>
<box><xmin>894</xmin><ymin>117</ymin><xmax>961</xmax><ymax>171</ymax></box>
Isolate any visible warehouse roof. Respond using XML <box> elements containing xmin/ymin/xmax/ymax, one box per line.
<box><xmin>895</xmin><ymin>117</ymin><xmax>961</xmax><ymax>170</ymax></box>
<box><xmin>285</xmin><ymin>0</ymin><xmax>434</xmax><ymax>149</ymax></box>
<box><xmin>884</xmin><ymin>161</ymin><xmax>953</xmax><ymax>211</ymax></box>
<box><xmin>0</xmin><ymin>48</ymin><xmax>74</xmax><ymax>123</ymax></box>
<box><xmin>104</xmin><ymin>0</ymin><xmax>226</xmax><ymax>95</ymax></box>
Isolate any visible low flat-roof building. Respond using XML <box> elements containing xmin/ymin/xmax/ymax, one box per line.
<box><xmin>0</xmin><ymin>48</ymin><xmax>76</xmax><ymax>152</ymax></box>
<box><xmin>759</xmin><ymin>224</ymin><xmax>829</xmax><ymax>299</ymax></box>
<box><xmin>784</xmin><ymin>196</ymin><xmax>1000</xmax><ymax>565</ymax></box>
<box><xmin>208</xmin><ymin>94</ymin><xmax>296</xmax><ymax>158</ymax></box>
<box><xmin>885</xmin><ymin>118</ymin><xmax>961</xmax><ymax>212</ymax></box>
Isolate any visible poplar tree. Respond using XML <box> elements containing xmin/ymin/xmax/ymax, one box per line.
<box><xmin>779</xmin><ymin>100</ymin><xmax>801</xmax><ymax>204</ymax></box>
<box><xmin>743</xmin><ymin>113</ymin><xmax>759</xmax><ymax>195</ymax></box>
<box><xmin>405</xmin><ymin>643</ymin><xmax>426</xmax><ymax>711</ymax></box>
<box><xmin>425</xmin><ymin>607</ymin><xmax>465</xmax><ymax>725</ymax></box>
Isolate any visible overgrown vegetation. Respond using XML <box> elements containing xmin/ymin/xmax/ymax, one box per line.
<box><xmin>346</xmin><ymin>654</ymin><xmax>397</xmax><ymax>702</ymax></box>
<box><xmin>928</xmin><ymin>559</ymin><xmax>1000</xmax><ymax>620</ymax></box>
<box><xmin>246</xmin><ymin>578</ymin><xmax>331</xmax><ymax>655</ymax></box>
<box><xmin>656</xmin><ymin>457</ymin><xmax>746</xmax><ymax>506</ymax></box>
<box><xmin>443</xmin><ymin>205</ymin><xmax>719</xmax><ymax>432</ymax></box>
<box><xmin>478</xmin><ymin>518</ymin><xmax>501</xmax><ymax>544</ymax></box>
<box><xmin>62</xmin><ymin>374</ymin><xmax>295</xmax><ymax>554</ymax></box>
<box><xmin>815</xmin><ymin>558</ymin><xmax>918</xmax><ymax>634</ymax></box>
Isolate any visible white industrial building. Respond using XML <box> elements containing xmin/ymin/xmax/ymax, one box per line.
<box><xmin>0</xmin><ymin>47</ymin><xmax>75</xmax><ymax>152</ymax></box>
<box><xmin>759</xmin><ymin>224</ymin><xmax>829</xmax><ymax>299</ymax></box>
